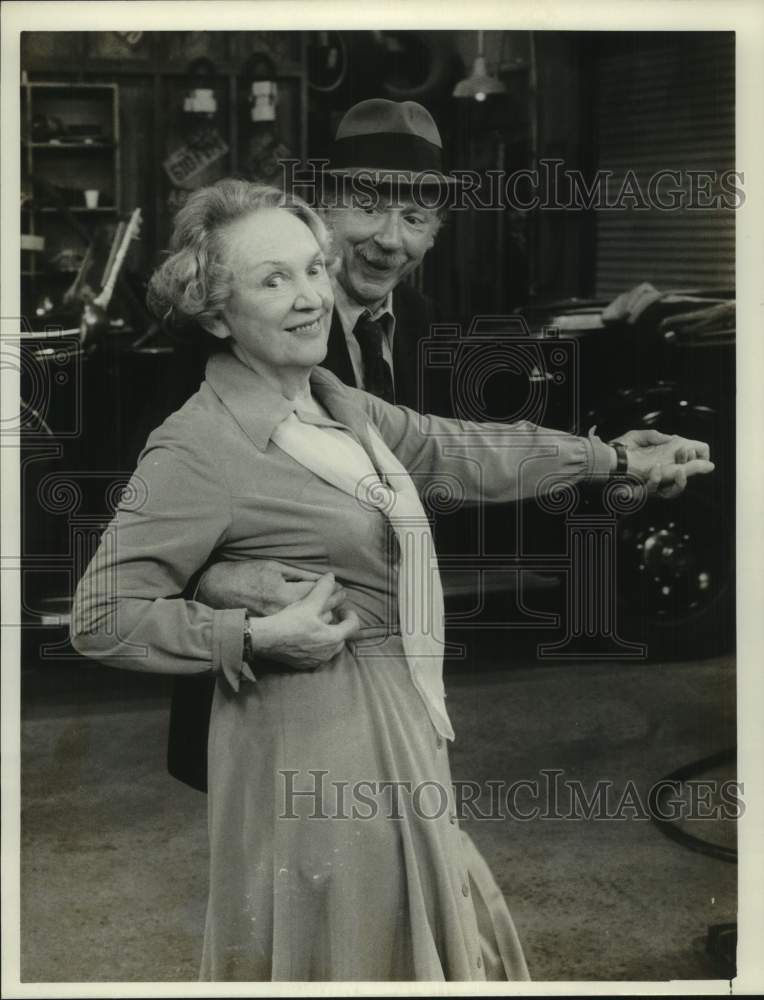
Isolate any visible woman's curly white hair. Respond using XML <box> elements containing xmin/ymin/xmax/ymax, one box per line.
<box><xmin>147</xmin><ymin>179</ymin><xmax>332</xmax><ymax>331</ymax></box>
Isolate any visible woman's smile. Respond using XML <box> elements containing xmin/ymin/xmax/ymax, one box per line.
<box><xmin>286</xmin><ymin>314</ymin><xmax>326</xmax><ymax>335</ymax></box>
<box><xmin>207</xmin><ymin>207</ymin><xmax>335</xmax><ymax>392</ymax></box>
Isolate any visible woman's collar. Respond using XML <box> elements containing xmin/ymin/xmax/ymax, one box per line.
<box><xmin>204</xmin><ymin>351</ymin><xmax>371</xmax><ymax>452</ymax></box>
<box><xmin>204</xmin><ymin>350</ymin><xmax>298</xmax><ymax>452</ymax></box>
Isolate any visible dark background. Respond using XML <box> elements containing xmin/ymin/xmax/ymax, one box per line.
<box><xmin>20</xmin><ymin>29</ymin><xmax>734</xmax><ymax>320</ymax></box>
<box><xmin>19</xmin><ymin>29</ymin><xmax>736</xmax><ymax>664</ymax></box>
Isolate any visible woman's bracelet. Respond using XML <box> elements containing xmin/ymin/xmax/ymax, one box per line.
<box><xmin>243</xmin><ymin>616</ymin><xmax>255</xmax><ymax>664</ymax></box>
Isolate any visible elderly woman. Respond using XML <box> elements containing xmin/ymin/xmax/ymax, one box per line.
<box><xmin>71</xmin><ymin>179</ymin><xmax>713</xmax><ymax>983</ymax></box>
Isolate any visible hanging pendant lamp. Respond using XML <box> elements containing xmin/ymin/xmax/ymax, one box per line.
<box><xmin>452</xmin><ymin>30</ymin><xmax>507</xmax><ymax>101</ymax></box>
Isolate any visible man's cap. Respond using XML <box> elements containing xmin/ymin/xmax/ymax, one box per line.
<box><xmin>326</xmin><ymin>98</ymin><xmax>457</xmax><ymax>188</ymax></box>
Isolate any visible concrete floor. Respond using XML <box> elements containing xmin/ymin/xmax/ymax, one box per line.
<box><xmin>19</xmin><ymin>635</ymin><xmax>737</xmax><ymax>984</ymax></box>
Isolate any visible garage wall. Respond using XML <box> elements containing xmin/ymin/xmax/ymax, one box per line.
<box><xmin>593</xmin><ymin>32</ymin><xmax>735</xmax><ymax>297</ymax></box>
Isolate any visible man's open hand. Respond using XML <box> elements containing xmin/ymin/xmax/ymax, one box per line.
<box><xmin>614</xmin><ymin>429</ymin><xmax>714</xmax><ymax>499</ymax></box>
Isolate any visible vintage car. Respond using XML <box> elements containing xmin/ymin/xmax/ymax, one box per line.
<box><xmin>418</xmin><ymin>285</ymin><xmax>734</xmax><ymax>662</ymax></box>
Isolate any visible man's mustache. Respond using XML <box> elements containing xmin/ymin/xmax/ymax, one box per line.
<box><xmin>357</xmin><ymin>249</ymin><xmax>407</xmax><ymax>269</ymax></box>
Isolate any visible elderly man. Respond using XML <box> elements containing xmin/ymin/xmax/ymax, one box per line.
<box><xmin>318</xmin><ymin>99</ymin><xmax>450</xmax><ymax>408</ymax></box>
<box><xmin>167</xmin><ymin>99</ymin><xmax>711</xmax><ymax>792</ymax></box>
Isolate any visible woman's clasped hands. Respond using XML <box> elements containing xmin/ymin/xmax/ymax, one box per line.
<box><xmin>245</xmin><ymin>572</ymin><xmax>361</xmax><ymax>671</ymax></box>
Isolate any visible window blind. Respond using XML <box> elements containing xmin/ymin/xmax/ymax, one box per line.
<box><xmin>593</xmin><ymin>32</ymin><xmax>735</xmax><ymax>297</ymax></box>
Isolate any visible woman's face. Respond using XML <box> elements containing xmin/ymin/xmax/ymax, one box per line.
<box><xmin>209</xmin><ymin>208</ymin><xmax>334</xmax><ymax>381</ymax></box>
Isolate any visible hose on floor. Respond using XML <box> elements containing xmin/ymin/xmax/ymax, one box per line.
<box><xmin>648</xmin><ymin>747</ymin><xmax>737</xmax><ymax>864</ymax></box>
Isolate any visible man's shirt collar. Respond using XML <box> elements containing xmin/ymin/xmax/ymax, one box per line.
<box><xmin>333</xmin><ymin>280</ymin><xmax>394</xmax><ymax>336</ymax></box>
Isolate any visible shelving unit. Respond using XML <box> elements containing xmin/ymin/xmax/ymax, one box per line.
<box><xmin>21</xmin><ymin>81</ymin><xmax>121</xmax><ymax>324</ymax></box>
<box><xmin>18</xmin><ymin>32</ymin><xmax>309</xmax><ymax>631</ymax></box>
<box><xmin>20</xmin><ymin>32</ymin><xmax>309</xmax><ymax>284</ymax></box>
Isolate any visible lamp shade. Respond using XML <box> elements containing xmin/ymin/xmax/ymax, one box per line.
<box><xmin>452</xmin><ymin>55</ymin><xmax>507</xmax><ymax>101</ymax></box>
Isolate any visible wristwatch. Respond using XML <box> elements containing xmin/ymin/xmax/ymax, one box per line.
<box><xmin>609</xmin><ymin>440</ymin><xmax>629</xmax><ymax>478</ymax></box>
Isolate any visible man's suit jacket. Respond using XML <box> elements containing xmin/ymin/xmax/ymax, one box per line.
<box><xmin>168</xmin><ymin>282</ymin><xmax>442</xmax><ymax>792</ymax></box>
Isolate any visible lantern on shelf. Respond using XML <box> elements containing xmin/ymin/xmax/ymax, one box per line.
<box><xmin>163</xmin><ymin>58</ymin><xmax>229</xmax><ymax>211</ymax></box>
<box><xmin>181</xmin><ymin>58</ymin><xmax>219</xmax><ymax>134</ymax></box>
<box><xmin>242</xmin><ymin>52</ymin><xmax>291</xmax><ymax>184</ymax></box>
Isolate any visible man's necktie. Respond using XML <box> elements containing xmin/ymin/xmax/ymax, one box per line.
<box><xmin>353</xmin><ymin>312</ymin><xmax>395</xmax><ymax>403</ymax></box>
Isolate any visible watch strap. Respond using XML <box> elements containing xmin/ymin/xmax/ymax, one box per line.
<box><xmin>609</xmin><ymin>440</ymin><xmax>629</xmax><ymax>478</ymax></box>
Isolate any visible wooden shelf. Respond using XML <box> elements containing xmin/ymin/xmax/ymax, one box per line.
<box><xmin>24</xmin><ymin>141</ymin><xmax>116</xmax><ymax>149</ymax></box>
<box><xmin>24</xmin><ymin>81</ymin><xmax>118</xmax><ymax>91</ymax></box>
<box><xmin>21</xmin><ymin>45</ymin><xmax>308</xmax><ymax>300</ymax></box>
<box><xmin>73</xmin><ymin>60</ymin><xmax>305</xmax><ymax>79</ymax></box>
<box><xmin>37</xmin><ymin>206</ymin><xmax>117</xmax><ymax>214</ymax></box>
<box><xmin>21</xmin><ymin>80</ymin><xmax>122</xmax><ymax>320</ymax></box>
<box><xmin>24</xmin><ymin>270</ymin><xmax>82</xmax><ymax>279</ymax></box>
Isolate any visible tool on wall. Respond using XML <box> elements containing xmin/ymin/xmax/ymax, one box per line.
<box><xmin>114</xmin><ymin>30</ymin><xmax>144</xmax><ymax>48</ymax></box>
<box><xmin>307</xmin><ymin>31</ymin><xmax>348</xmax><ymax>94</ymax></box>
<box><xmin>27</xmin><ymin>179</ymin><xmax>110</xmax><ymax>320</ymax></box>
<box><xmin>373</xmin><ymin>31</ymin><xmax>456</xmax><ymax>101</ymax></box>
<box><xmin>79</xmin><ymin>208</ymin><xmax>142</xmax><ymax>344</ymax></box>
